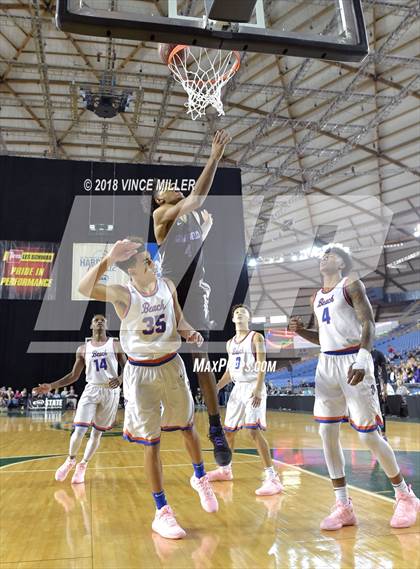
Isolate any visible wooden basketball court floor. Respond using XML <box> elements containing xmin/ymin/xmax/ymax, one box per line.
<box><xmin>1</xmin><ymin>409</ymin><xmax>419</xmax><ymax>569</ymax></box>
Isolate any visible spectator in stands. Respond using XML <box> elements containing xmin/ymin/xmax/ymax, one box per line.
<box><xmin>61</xmin><ymin>387</ymin><xmax>69</xmax><ymax>399</ymax></box>
<box><xmin>52</xmin><ymin>388</ymin><xmax>61</xmax><ymax>399</ymax></box>
<box><xmin>371</xmin><ymin>349</ymin><xmax>388</xmax><ymax>437</ymax></box>
<box><xmin>19</xmin><ymin>388</ymin><xmax>28</xmax><ymax>408</ymax></box>
<box><xmin>413</xmin><ymin>367</ymin><xmax>420</xmax><ymax>384</ymax></box>
<box><xmin>67</xmin><ymin>386</ymin><xmax>78</xmax><ymax>410</ymax></box>
<box><xmin>195</xmin><ymin>388</ymin><xmax>204</xmax><ymax>409</ymax></box>
<box><xmin>395</xmin><ymin>379</ymin><xmax>410</xmax><ymax>397</ymax></box>
<box><xmin>386</xmin><ymin>383</ymin><xmax>395</xmax><ymax>396</ymax></box>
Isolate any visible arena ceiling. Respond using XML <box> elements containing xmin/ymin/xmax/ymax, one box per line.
<box><xmin>0</xmin><ymin>0</ymin><xmax>419</xmax><ymax>323</ymax></box>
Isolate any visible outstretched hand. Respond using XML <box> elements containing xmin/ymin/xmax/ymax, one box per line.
<box><xmin>33</xmin><ymin>383</ymin><xmax>51</xmax><ymax>395</ymax></box>
<box><xmin>211</xmin><ymin>130</ymin><xmax>231</xmax><ymax>161</ymax></box>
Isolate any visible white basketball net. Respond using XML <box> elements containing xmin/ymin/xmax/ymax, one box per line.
<box><xmin>168</xmin><ymin>47</ymin><xmax>240</xmax><ymax>120</ymax></box>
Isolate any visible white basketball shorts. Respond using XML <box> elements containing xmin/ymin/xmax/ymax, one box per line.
<box><xmin>73</xmin><ymin>383</ymin><xmax>120</xmax><ymax>431</ymax></box>
<box><xmin>123</xmin><ymin>353</ymin><xmax>194</xmax><ymax>446</ymax></box>
<box><xmin>224</xmin><ymin>381</ymin><xmax>267</xmax><ymax>432</ymax></box>
<box><xmin>314</xmin><ymin>351</ymin><xmax>383</xmax><ymax>432</ymax></box>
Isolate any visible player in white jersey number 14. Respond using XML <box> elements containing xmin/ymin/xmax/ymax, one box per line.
<box><xmin>33</xmin><ymin>314</ymin><xmax>126</xmax><ymax>484</ymax></box>
<box><xmin>77</xmin><ymin>237</ymin><xmax>218</xmax><ymax>540</ymax></box>
<box><xmin>206</xmin><ymin>304</ymin><xmax>283</xmax><ymax>496</ymax></box>
<box><xmin>290</xmin><ymin>245</ymin><xmax>419</xmax><ymax>530</ymax></box>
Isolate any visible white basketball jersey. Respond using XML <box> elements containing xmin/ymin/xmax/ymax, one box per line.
<box><xmin>120</xmin><ymin>278</ymin><xmax>181</xmax><ymax>360</ymax></box>
<box><xmin>227</xmin><ymin>331</ymin><xmax>258</xmax><ymax>383</ymax></box>
<box><xmin>314</xmin><ymin>277</ymin><xmax>362</xmax><ymax>352</ymax></box>
<box><xmin>85</xmin><ymin>337</ymin><xmax>119</xmax><ymax>385</ymax></box>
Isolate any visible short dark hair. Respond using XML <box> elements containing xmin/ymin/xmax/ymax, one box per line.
<box><xmin>91</xmin><ymin>314</ymin><xmax>106</xmax><ymax>321</ymax></box>
<box><xmin>115</xmin><ymin>236</ymin><xmax>146</xmax><ymax>274</ymax></box>
<box><xmin>324</xmin><ymin>246</ymin><xmax>353</xmax><ymax>276</ymax></box>
<box><xmin>231</xmin><ymin>303</ymin><xmax>252</xmax><ymax>319</ymax></box>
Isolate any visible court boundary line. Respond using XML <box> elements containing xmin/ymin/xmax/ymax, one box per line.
<box><xmin>269</xmin><ymin>456</ymin><xmax>396</xmax><ymax>503</ymax></box>
<box><xmin>0</xmin><ymin>457</ymin><xmax>261</xmax><ymax>473</ymax></box>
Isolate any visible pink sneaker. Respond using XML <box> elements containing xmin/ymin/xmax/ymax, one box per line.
<box><xmin>206</xmin><ymin>466</ymin><xmax>233</xmax><ymax>482</ymax></box>
<box><xmin>390</xmin><ymin>486</ymin><xmax>420</xmax><ymax>528</ymax></box>
<box><xmin>255</xmin><ymin>475</ymin><xmax>284</xmax><ymax>496</ymax></box>
<box><xmin>71</xmin><ymin>462</ymin><xmax>87</xmax><ymax>484</ymax></box>
<box><xmin>152</xmin><ymin>505</ymin><xmax>186</xmax><ymax>540</ymax></box>
<box><xmin>55</xmin><ymin>457</ymin><xmax>76</xmax><ymax>482</ymax></box>
<box><xmin>320</xmin><ymin>498</ymin><xmax>357</xmax><ymax>531</ymax></box>
<box><xmin>190</xmin><ymin>475</ymin><xmax>219</xmax><ymax>513</ymax></box>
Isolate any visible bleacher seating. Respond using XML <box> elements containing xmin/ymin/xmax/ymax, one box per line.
<box><xmin>267</xmin><ymin>327</ymin><xmax>420</xmax><ymax>388</ymax></box>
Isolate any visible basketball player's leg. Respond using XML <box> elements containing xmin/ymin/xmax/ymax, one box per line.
<box><xmin>343</xmin><ymin>360</ymin><xmax>420</xmax><ymax>528</ymax></box>
<box><xmin>190</xmin><ymin>346</ymin><xmax>232</xmax><ymax>466</ymax></box>
<box><xmin>206</xmin><ymin>384</ymin><xmax>242</xmax><ymax>482</ymax></box>
<box><xmin>55</xmin><ymin>386</ymin><xmax>98</xmax><ymax>482</ymax></box>
<box><xmin>72</xmin><ymin>386</ymin><xmax>120</xmax><ymax>484</ymax></box>
<box><xmin>123</xmin><ymin>361</ymin><xmax>186</xmax><ymax>539</ymax></box>
<box><xmin>160</xmin><ymin>355</ymin><xmax>218</xmax><ymax>513</ymax></box>
<box><xmin>181</xmin><ymin>282</ymin><xmax>232</xmax><ymax>466</ymax></box>
<box><xmin>313</xmin><ymin>355</ymin><xmax>356</xmax><ymax>530</ymax></box>
<box><xmin>243</xmin><ymin>384</ymin><xmax>283</xmax><ymax>495</ymax></box>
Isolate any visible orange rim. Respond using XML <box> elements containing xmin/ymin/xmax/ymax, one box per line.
<box><xmin>167</xmin><ymin>44</ymin><xmax>241</xmax><ymax>85</ymax></box>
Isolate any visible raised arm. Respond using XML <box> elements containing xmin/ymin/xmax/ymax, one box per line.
<box><xmin>33</xmin><ymin>345</ymin><xmax>86</xmax><ymax>395</ymax></box>
<box><xmin>78</xmin><ymin>240</ymin><xmax>138</xmax><ymax>317</ymax></box>
<box><xmin>153</xmin><ymin>130</ymin><xmax>231</xmax><ymax>229</ymax></box>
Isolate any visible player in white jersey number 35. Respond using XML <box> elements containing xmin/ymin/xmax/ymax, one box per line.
<box><xmin>78</xmin><ymin>237</ymin><xmax>218</xmax><ymax>540</ymax></box>
<box><xmin>290</xmin><ymin>245</ymin><xmax>419</xmax><ymax>530</ymax></box>
<box><xmin>34</xmin><ymin>314</ymin><xmax>126</xmax><ymax>484</ymax></box>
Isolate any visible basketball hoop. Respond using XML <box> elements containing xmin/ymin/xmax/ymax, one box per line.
<box><xmin>166</xmin><ymin>45</ymin><xmax>240</xmax><ymax>120</ymax></box>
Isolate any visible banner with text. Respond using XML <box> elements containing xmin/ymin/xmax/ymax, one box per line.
<box><xmin>0</xmin><ymin>241</ymin><xmax>58</xmax><ymax>300</ymax></box>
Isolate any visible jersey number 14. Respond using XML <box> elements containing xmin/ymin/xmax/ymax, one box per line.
<box><xmin>94</xmin><ymin>358</ymin><xmax>107</xmax><ymax>372</ymax></box>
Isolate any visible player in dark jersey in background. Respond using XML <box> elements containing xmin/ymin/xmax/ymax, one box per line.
<box><xmin>371</xmin><ymin>348</ymin><xmax>389</xmax><ymax>438</ymax></box>
<box><xmin>152</xmin><ymin>130</ymin><xmax>232</xmax><ymax>467</ymax></box>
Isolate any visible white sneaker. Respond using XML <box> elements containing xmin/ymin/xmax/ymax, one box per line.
<box><xmin>152</xmin><ymin>505</ymin><xmax>186</xmax><ymax>540</ymax></box>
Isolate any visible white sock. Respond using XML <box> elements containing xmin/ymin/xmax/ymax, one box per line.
<box><xmin>264</xmin><ymin>466</ymin><xmax>276</xmax><ymax>479</ymax></box>
<box><xmin>334</xmin><ymin>485</ymin><xmax>349</xmax><ymax>504</ymax></box>
<box><xmin>392</xmin><ymin>479</ymin><xmax>409</xmax><ymax>496</ymax></box>
<box><xmin>82</xmin><ymin>429</ymin><xmax>102</xmax><ymax>463</ymax></box>
<box><xmin>222</xmin><ymin>463</ymin><xmax>232</xmax><ymax>472</ymax></box>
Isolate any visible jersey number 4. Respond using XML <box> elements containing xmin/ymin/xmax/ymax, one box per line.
<box><xmin>322</xmin><ymin>306</ymin><xmax>331</xmax><ymax>324</ymax></box>
<box><xmin>94</xmin><ymin>358</ymin><xmax>107</xmax><ymax>372</ymax></box>
<box><xmin>142</xmin><ymin>314</ymin><xmax>166</xmax><ymax>335</ymax></box>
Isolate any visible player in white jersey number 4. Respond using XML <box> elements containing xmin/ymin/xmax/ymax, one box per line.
<box><xmin>206</xmin><ymin>304</ymin><xmax>283</xmax><ymax>496</ymax></box>
<box><xmin>33</xmin><ymin>315</ymin><xmax>126</xmax><ymax>484</ymax></box>
<box><xmin>78</xmin><ymin>237</ymin><xmax>218</xmax><ymax>540</ymax></box>
<box><xmin>289</xmin><ymin>245</ymin><xmax>419</xmax><ymax>530</ymax></box>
